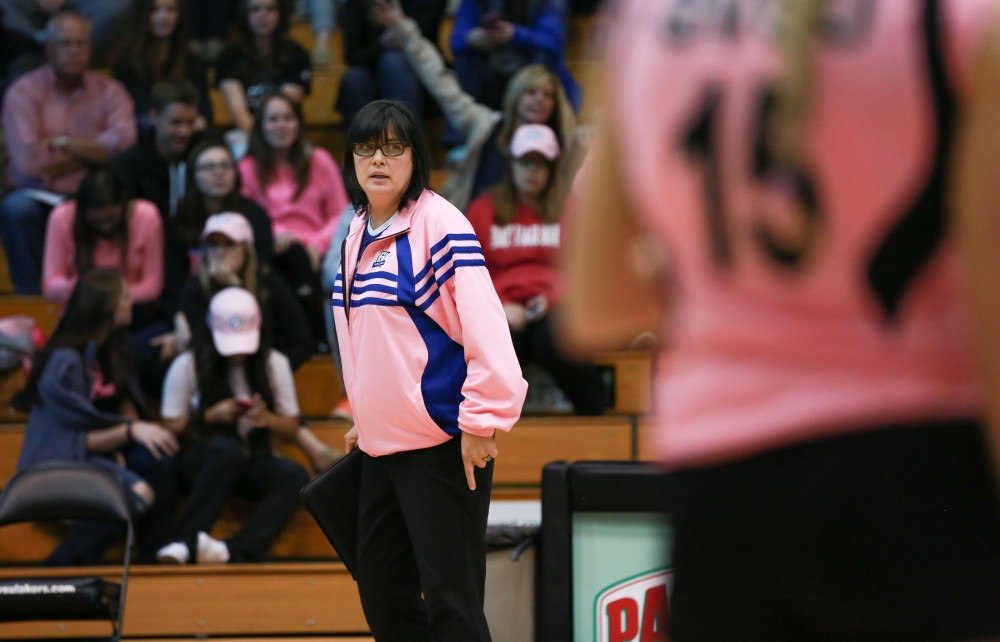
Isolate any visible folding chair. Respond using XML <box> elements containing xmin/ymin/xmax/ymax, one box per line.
<box><xmin>0</xmin><ymin>461</ymin><xmax>134</xmax><ymax>642</ymax></box>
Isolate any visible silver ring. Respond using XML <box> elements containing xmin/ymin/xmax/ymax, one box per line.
<box><xmin>483</xmin><ymin>455</ymin><xmax>493</xmax><ymax>463</ymax></box>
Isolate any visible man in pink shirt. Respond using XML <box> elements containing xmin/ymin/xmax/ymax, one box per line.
<box><xmin>0</xmin><ymin>11</ymin><xmax>135</xmax><ymax>293</ymax></box>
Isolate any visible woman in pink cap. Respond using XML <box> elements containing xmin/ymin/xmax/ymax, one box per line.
<box><xmin>466</xmin><ymin>123</ymin><xmax>604</xmax><ymax>415</ymax></box>
<box><xmin>157</xmin><ymin>286</ymin><xmax>310</xmax><ymax>564</ymax></box>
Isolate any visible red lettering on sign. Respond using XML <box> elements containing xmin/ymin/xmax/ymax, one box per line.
<box><xmin>607</xmin><ymin>597</ymin><xmax>639</xmax><ymax>642</ymax></box>
<box><xmin>640</xmin><ymin>585</ymin><xmax>669</xmax><ymax>641</ymax></box>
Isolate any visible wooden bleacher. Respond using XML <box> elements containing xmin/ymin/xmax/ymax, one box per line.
<box><xmin>0</xmin><ymin>14</ymin><xmax>627</xmax><ymax>639</ymax></box>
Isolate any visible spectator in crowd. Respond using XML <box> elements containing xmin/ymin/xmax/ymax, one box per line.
<box><xmin>0</xmin><ymin>6</ymin><xmax>43</xmax><ymax>105</ymax></box>
<box><xmin>42</xmin><ymin>169</ymin><xmax>163</xmax><ymax>307</ymax></box>
<box><xmin>335</xmin><ymin>0</ymin><xmax>445</xmax><ymax>127</ymax></box>
<box><xmin>169</xmin><ymin>140</ymin><xmax>275</xmax><ymax>314</ymax></box>
<box><xmin>375</xmin><ymin>0</ymin><xmax>580</xmax><ymax>211</ymax></box>
<box><xmin>467</xmin><ymin>124</ymin><xmax>603</xmax><ymax>414</ymax></box>
<box><xmin>0</xmin><ymin>0</ymin><xmax>134</xmax><ymax>63</ymax></box>
<box><xmin>295</xmin><ymin>0</ymin><xmax>336</xmax><ymax>66</ymax></box>
<box><xmin>112</xmin><ymin>79</ymin><xmax>207</xmax><ymax>395</ymax></box>
<box><xmin>179</xmin><ymin>213</ymin><xmax>339</xmax><ymax>471</ymax></box>
<box><xmin>113</xmin><ymin>0</ymin><xmax>213</xmax><ymax>133</ymax></box>
<box><xmin>239</xmin><ymin>92</ymin><xmax>349</xmax><ymax>352</ymax></box>
<box><xmin>448</xmin><ymin>0</ymin><xmax>578</xmax><ymax>114</ymax></box>
<box><xmin>114</xmin><ymin>79</ymin><xmax>204</xmax><ymax>239</ymax></box>
<box><xmin>157</xmin><ymin>286</ymin><xmax>311</xmax><ymax>564</ymax></box>
<box><xmin>0</xmin><ymin>11</ymin><xmax>136</xmax><ymax>294</ymax></box>
<box><xmin>16</xmin><ymin>269</ymin><xmax>180</xmax><ymax>565</ymax></box>
<box><xmin>216</xmin><ymin>0</ymin><xmax>311</xmax><ymax>138</ymax></box>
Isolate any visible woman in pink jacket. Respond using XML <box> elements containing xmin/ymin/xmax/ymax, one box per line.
<box><xmin>43</xmin><ymin>168</ymin><xmax>163</xmax><ymax>306</ymax></box>
<box><xmin>333</xmin><ymin>100</ymin><xmax>527</xmax><ymax>641</ymax></box>
<box><xmin>240</xmin><ymin>91</ymin><xmax>349</xmax><ymax>351</ymax></box>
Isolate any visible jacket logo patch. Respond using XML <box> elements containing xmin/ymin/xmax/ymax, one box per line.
<box><xmin>373</xmin><ymin>250</ymin><xmax>391</xmax><ymax>268</ymax></box>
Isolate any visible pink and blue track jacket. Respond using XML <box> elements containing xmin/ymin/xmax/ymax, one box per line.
<box><xmin>333</xmin><ymin>189</ymin><xmax>528</xmax><ymax>457</ymax></box>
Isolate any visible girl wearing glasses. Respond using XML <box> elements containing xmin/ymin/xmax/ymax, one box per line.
<box><xmin>467</xmin><ymin>123</ymin><xmax>604</xmax><ymax>415</ymax></box>
<box><xmin>333</xmin><ymin>100</ymin><xmax>526</xmax><ymax>640</ymax></box>
<box><xmin>239</xmin><ymin>92</ymin><xmax>350</xmax><ymax>353</ymax></box>
<box><xmin>562</xmin><ymin>0</ymin><xmax>1000</xmax><ymax>638</ymax></box>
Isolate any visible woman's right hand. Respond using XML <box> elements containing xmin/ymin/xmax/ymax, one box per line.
<box><xmin>132</xmin><ymin>421</ymin><xmax>180</xmax><ymax>460</ymax></box>
<box><xmin>344</xmin><ymin>425</ymin><xmax>359</xmax><ymax>453</ymax></box>
<box><xmin>206</xmin><ymin>398</ymin><xmax>245</xmax><ymax>425</ymax></box>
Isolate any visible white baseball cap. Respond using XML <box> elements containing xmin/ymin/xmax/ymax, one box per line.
<box><xmin>206</xmin><ymin>287</ymin><xmax>261</xmax><ymax>356</ymax></box>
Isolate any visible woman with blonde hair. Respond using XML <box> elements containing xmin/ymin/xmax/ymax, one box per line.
<box><xmin>561</xmin><ymin>0</ymin><xmax>1000</xmax><ymax>638</ymax></box>
<box><xmin>375</xmin><ymin>0</ymin><xmax>581</xmax><ymax>211</ymax></box>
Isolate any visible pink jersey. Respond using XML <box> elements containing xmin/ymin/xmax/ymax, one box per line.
<box><xmin>608</xmin><ymin>0</ymin><xmax>1000</xmax><ymax>466</ymax></box>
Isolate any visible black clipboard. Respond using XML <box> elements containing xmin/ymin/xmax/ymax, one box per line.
<box><xmin>300</xmin><ymin>448</ymin><xmax>362</xmax><ymax>578</ymax></box>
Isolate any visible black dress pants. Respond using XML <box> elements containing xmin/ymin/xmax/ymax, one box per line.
<box><xmin>356</xmin><ymin>436</ymin><xmax>493</xmax><ymax>641</ymax></box>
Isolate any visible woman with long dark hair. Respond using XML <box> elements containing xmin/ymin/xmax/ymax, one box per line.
<box><xmin>167</xmin><ymin>140</ymin><xmax>275</xmax><ymax>305</ymax></box>
<box><xmin>112</xmin><ymin>0</ymin><xmax>213</xmax><ymax>131</ymax></box>
<box><xmin>17</xmin><ymin>269</ymin><xmax>179</xmax><ymax>565</ymax></box>
<box><xmin>157</xmin><ymin>286</ymin><xmax>310</xmax><ymax>564</ymax></box>
<box><xmin>215</xmin><ymin>0</ymin><xmax>311</xmax><ymax>135</ymax></box>
<box><xmin>42</xmin><ymin>169</ymin><xmax>163</xmax><ymax>306</ymax></box>
<box><xmin>240</xmin><ymin>91</ymin><xmax>349</xmax><ymax>351</ymax></box>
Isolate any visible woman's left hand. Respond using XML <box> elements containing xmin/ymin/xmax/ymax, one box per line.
<box><xmin>461</xmin><ymin>431</ymin><xmax>498</xmax><ymax>491</ymax></box>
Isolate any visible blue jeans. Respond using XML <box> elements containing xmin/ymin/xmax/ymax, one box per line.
<box><xmin>45</xmin><ymin>445</ymin><xmax>180</xmax><ymax>566</ymax></box>
<box><xmin>296</xmin><ymin>0</ymin><xmax>335</xmax><ymax>32</ymax></box>
<box><xmin>336</xmin><ymin>50</ymin><xmax>424</xmax><ymax>127</ymax></box>
<box><xmin>0</xmin><ymin>190</ymin><xmax>52</xmax><ymax>294</ymax></box>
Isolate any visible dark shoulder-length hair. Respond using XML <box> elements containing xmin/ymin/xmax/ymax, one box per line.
<box><xmin>119</xmin><ymin>0</ymin><xmax>192</xmax><ymax>84</ymax></box>
<box><xmin>342</xmin><ymin>100</ymin><xmax>431</xmax><ymax>217</ymax></box>
<box><xmin>73</xmin><ymin>169</ymin><xmax>130</xmax><ymax>275</ymax></box>
<box><xmin>18</xmin><ymin>269</ymin><xmax>129</xmax><ymax>409</ymax></box>
<box><xmin>172</xmin><ymin>139</ymin><xmax>246</xmax><ymax>248</ymax></box>
<box><xmin>247</xmin><ymin>92</ymin><xmax>312</xmax><ymax>199</ymax></box>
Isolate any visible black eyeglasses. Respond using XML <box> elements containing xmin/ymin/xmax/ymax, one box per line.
<box><xmin>353</xmin><ymin>142</ymin><xmax>409</xmax><ymax>158</ymax></box>
<box><xmin>195</xmin><ymin>161</ymin><xmax>235</xmax><ymax>173</ymax></box>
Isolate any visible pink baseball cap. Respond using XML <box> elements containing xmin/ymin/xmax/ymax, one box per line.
<box><xmin>207</xmin><ymin>287</ymin><xmax>262</xmax><ymax>356</ymax></box>
<box><xmin>201</xmin><ymin>212</ymin><xmax>255</xmax><ymax>245</ymax></box>
<box><xmin>509</xmin><ymin>124</ymin><xmax>560</xmax><ymax>160</ymax></box>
